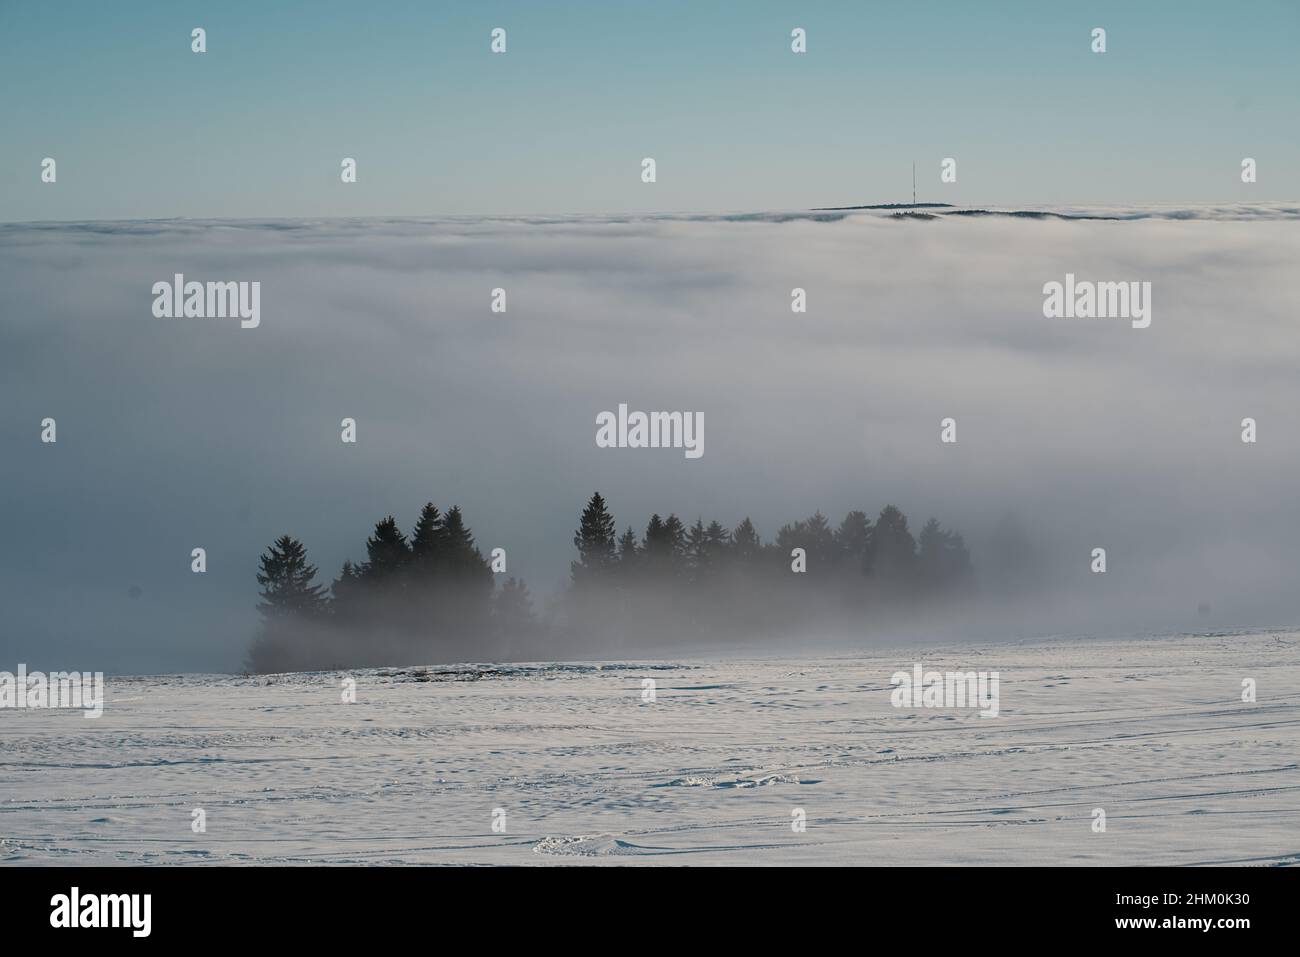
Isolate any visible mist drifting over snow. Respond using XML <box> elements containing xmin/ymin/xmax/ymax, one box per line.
<box><xmin>2</xmin><ymin>206</ymin><xmax>1299</xmax><ymax>672</ymax></box>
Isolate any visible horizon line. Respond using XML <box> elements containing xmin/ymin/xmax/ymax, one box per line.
<box><xmin>3</xmin><ymin>199</ymin><xmax>1300</xmax><ymax>229</ymax></box>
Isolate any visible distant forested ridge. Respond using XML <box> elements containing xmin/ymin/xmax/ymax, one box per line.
<box><xmin>247</xmin><ymin>493</ymin><xmax>974</xmax><ymax>672</ymax></box>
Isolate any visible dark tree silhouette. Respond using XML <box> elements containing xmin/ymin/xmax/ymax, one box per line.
<box><xmin>872</xmin><ymin>505</ymin><xmax>916</xmax><ymax>581</ymax></box>
<box><xmin>410</xmin><ymin>503</ymin><xmax>445</xmax><ymax>567</ymax></box>
<box><xmin>571</xmin><ymin>492</ymin><xmax>617</xmax><ymax>584</ymax></box>
<box><xmin>331</xmin><ymin>560</ymin><xmax>362</xmax><ymax>611</ymax></box>
<box><xmin>362</xmin><ymin>516</ymin><xmax>410</xmax><ymax>584</ymax></box>
<box><xmin>616</xmin><ymin>526</ymin><xmax>640</xmax><ymax>574</ymax></box>
<box><xmin>663</xmin><ymin>514</ymin><xmax>687</xmax><ymax>570</ymax></box>
<box><xmin>256</xmin><ymin>535</ymin><xmax>329</xmax><ymax>619</ymax></box>
<box><xmin>248</xmin><ymin>535</ymin><xmax>329</xmax><ymax>672</ymax></box>
<box><xmin>439</xmin><ymin>507</ymin><xmax>489</xmax><ymax>577</ymax></box>
<box><xmin>835</xmin><ymin>510</ymin><xmax>871</xmax><ymax>565</ymax></box>
<box><xmin>643</xmin><ymin>513</ymin><xmax>668</xmax><ymax>553</ymax></box>
<box><xmin>248</xmin><ymin>492</ymin><xmax>977</xmax><ymax>672</ymax></box>
<box><xmin>777</xmin><ymin>512</ymin><xmax>836</xmax><ymax>570</ymax></box>
<box><xmin>432</xmin><ymin>505</ymin><xmax>493</xmax><ymax>641</ymax></box>
<box><xmin>704</xmin><ymin>520</ymin><xmax>730</xmax><ymax>560</ymax></box>
<box><xmin>686</xmin><ymin>518</ymin><xmax>731</xmax><ymax>580</ymax></box>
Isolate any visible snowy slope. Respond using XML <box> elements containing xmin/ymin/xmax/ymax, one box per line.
<box><xmin>2</xmin><ymin>631</ymin><xmax>1298</xmax><ymax>866</ymax></box>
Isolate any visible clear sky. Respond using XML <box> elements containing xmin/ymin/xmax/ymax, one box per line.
<box><xmin>1</xmin><ymin>0</ymin><xmax>1297</xmax><ymax>220</ymax></box>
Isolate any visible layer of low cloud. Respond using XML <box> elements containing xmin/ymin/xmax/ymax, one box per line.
<box><xmin>2</xmin><ymin>207</ymin><xmax>1298</xmax><ymax>673</ymax></box>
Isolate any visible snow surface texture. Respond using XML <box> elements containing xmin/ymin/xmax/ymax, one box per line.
<box><xmin>3</xmin><ymin>630</ymin><xmax>1297</xmax><ymax>865</ymax></box>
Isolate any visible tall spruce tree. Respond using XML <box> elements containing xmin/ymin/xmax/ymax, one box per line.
<box><xmin>835</xmin><ymin>510</ymin><xmax>871</xmax><ymax>566</ymax></box>
<box><xmin>663</xmin><ymin>514</ymin><xmax>687</xmax><ymax>569</ymax></box>
<box><xmin>643</xmin><ymin>514</ymin><xmax>667</xmax><ymax>549</ymax></box>
<box><xmin>685</xmin><ymin>518</ymin><xmax>732</xmax><ymax>582</ymax></box>
<box><xmin>571</xmin><ymin>492</ymin><xmax>617</xmax><ymax>583</ymax></box>
<box><xmin>256</xmin><ymin>535</ymin><xmax>329</xmax><ymax>619</ymax></box>
<box><xmin>248</xmin><ymin>535</ymin><xmax>329</xmax><ymax>673</ymax></box>
<box><xmin>429</xmin><ymin>505</ymin><xmax>493</xmax><ymax>647</ymax></box>
<box><xmin>776</xmin><ymin>512</ymin><xmax>835</xmax><ymax>570</ymax></box>
<box><xmin>704</xmin><ymin>520</ymin><xmax>730</xmax><ymax>557</ymax></box>
<box><xmin>406</xmin><ymin>502</ymin><xmax>447</xmax><ymax>638</ymax></box>
<box><xmin>437</xmin><ymin>506</ymin><xmax>491</xmax><ymax>581</ymax></box>
<box><xmin>362</xmin><ymin>516</ymin><xmax>410</xmax><ymax>583</ymax></box>
<box><xmin>410</xmin><ymin>503</ymin><xmax>445</xmax><ymax>568</ymax></box>
<box><xmin>872</xmin><ymin>505</ymin><xmax>916</xmax><ymax>582</ymax></box>
<box><xmin>616</xmin><ymin>526</ymin><xmax>640</xmax><ymax>576</ymax></box>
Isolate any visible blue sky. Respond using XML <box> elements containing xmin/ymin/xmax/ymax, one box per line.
<box><xmin>1</xmin><ymin>0</ymin><xmax>1297</xmax><ymax>221</ymax></box>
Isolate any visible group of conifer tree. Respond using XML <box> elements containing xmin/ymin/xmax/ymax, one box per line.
<box><xmin>566</xmin><ymin>493</ymin><xmax>974</xmax><ymax>651</ymax></box>
<box><xmin>248</xmin><ymin>493</ymin><xmax>973</xmax><ymax>672</ymax></box>
<box><xmin>248</xmin><ymin>503</ymin><xmax>537</xmax><ymax>672</ymax></box>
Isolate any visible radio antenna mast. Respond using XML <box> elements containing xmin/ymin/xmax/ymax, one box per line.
<box><xmin>912</xmin><ymin>161</ymin><xmax>916</xmax><ymax>205</ymax></box>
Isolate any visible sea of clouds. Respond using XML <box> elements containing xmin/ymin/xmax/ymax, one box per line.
<box><xmin>2</xmin><ymin>206</ymin><xmax>1298</xmax><ymax>672</ymax></box>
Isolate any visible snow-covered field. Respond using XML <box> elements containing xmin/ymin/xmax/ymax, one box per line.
<box><xmin>3</xmin><ymin>630</ymin><xmax>1298</xmax><ymax>866</ymax></box>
